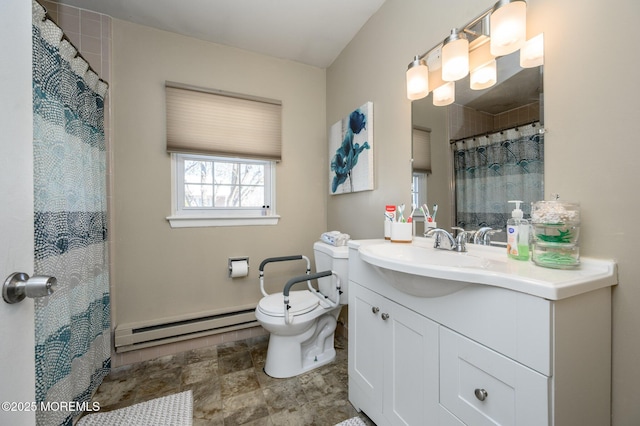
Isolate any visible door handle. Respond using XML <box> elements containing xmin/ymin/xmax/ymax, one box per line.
<box><xmin>2</xmin><ymin>272</ymin><xmax>57</xmax><ymax>304</ymax></box>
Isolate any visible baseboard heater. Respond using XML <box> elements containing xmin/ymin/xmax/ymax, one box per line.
<box><xmin>114</xmin><ymin>305</ymin><xmax>259</xmax><ymax>352</ymax></box>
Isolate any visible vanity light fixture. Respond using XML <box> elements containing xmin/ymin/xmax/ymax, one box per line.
<box><xmin>433</xmin><ymin>82</ymin><xmax>455</xmax><ymax>106</ymax></box>
<box><xmin>441</xmin><ymin>29</ymin><xmax>469</xmax><ymax>82</ymax></box>
<box><xmin>520</xmin><ymin>33</ymin><xmax>544</xmax><ymax>68</ymax></box>
<box><xmin>406</xmin><ymin>56</ymin><xmax>430</xmax><ymax>100</ymax></box>
<box><xmin>470</xmin><ymin>59</ymin><xmax>497</xmax><ymax>90</ymax></box>
<box><xmin>490</xmin><ymin>0</ymin><xmax>527</xmax><ymax>56</ymax></box>
<box><xmin>406</xmin><ymin>0</ymin><xmax>541</xmax><ymax>102</ymax></box>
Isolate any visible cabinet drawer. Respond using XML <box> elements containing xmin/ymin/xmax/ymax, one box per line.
<box><xmin>439</xmin><ymin>405</ymin><xmax>466</xmax><ymax>425</ymax></box>
<box><xmin>440</xmin><ymin>327</ymin><xmax>549</xmax><ymax>426</ymax></box>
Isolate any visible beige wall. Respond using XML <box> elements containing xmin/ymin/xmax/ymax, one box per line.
<box><xmin>327</xmin><ymin>0</ymin><xmax>640</xmax><ymax>424</ymax></box>
<box><xmin>110</xmin><ymin>20</ymin><xmax>327</xmax><ymax>327</ymax></box>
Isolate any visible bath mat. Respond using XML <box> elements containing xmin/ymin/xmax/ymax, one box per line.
<box><xmin>77</xmin><ymin>390</ymin><xmax>192</xmax><ymax>426</ymax></box>
<box><xmin>335</xmin><ymin>416</ymin><xmax>367</xmax><ymax>426</ymax></box>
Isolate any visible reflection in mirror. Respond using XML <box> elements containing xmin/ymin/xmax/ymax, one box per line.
<box><xmin>412</xmin><ymin>50</ymin><xmax>543</xmax><ymax>242</ymax></box>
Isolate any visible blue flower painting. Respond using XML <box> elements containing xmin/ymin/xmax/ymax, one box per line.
<box><xmin>329</xmin><ymin>102</ymin><xmax>374</xmax><ymax>194</ymax></box>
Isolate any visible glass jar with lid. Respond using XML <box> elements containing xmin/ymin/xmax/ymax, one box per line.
<box><xmin>530</xmin><ymin>201</ymin><xmax>580</xmax><ymax>269</ymax></box>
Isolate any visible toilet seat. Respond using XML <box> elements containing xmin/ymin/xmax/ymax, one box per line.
<box><xmin>257</xmin><ymin>290</ymin><xmax>319</xmax><ymax>317</ymax></box>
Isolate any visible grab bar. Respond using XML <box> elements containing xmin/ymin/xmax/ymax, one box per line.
<box><xmin>258</xmin><ymin>255</ymin><xmax>311</xmax><ymax>297</ymax></box>
<box><xmin>259</xmin><ymin>255</ymin><xmax>308</xmax><ymax>272</ymax></box>
<box><xmin>283</xmin><ymin>270</ymin><xmax>339</xmax><ymax>325</ymax></box>
<box><xmin>283</xmin><ymin>270</ymin><xmax>333</xmax><ymax>297</ymax></box>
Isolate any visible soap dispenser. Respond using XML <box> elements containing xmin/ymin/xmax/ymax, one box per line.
<box><xmin>507</xmin><ymin>200</ymin><xmax>530</xmax><ymax>260</ymax></box>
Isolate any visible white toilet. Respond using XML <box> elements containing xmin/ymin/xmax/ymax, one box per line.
<box><xmin>255</xmin><ymin>241</ymin><xmax>349</xmax><ymax>378</ymax></box>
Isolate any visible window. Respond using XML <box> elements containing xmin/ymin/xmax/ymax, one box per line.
<box><xmin>178</xmin><ymin>154</ymin><xmax>273</xmax><ymax>209</ymax></box>
<box><xmin>412</xmin><ymin>126</ymin><xmax>430</xmax><ymax>223</ymax></box>
<box><xmin>165</xmin><ymin>82</ymin><xmax>281</xmax><ymax>228</ymax></box>
<box><xmin>412</xmin><ymin>126</ymin><xmax>431</xmax><ymax>173</ymax></box>
<box><xmin>169</xmin><ymin>154</ymin><xmax>276</xmax><ymax>227</ymax></box>
<box><xmin>412</xmin><ymin>172</ymin><xmax>428</xmax><ymax>214</ymax></box>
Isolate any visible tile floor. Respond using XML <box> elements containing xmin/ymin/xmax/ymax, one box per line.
<box><xmin>88</xmin><ymin>334</ymin><xmax>375</xmax><ymax>425</ymax></box>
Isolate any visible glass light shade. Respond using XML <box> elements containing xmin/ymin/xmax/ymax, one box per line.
<box><xmin>470</xmin><ymin>60</ymin><xmax>497</xmax><ymax>90</ymax></box>
<box><xmin>520</xmin><ymin>33</ymin><xmax>544</xmax><ymax>68</ymax></box>
<box><xmin>406</xmin><ymin>57</ymin><xmax>429</xmax><ymax>100</ymax></box>
<box><xmin>490</xmin><ymin>0</ymin><xmax>526</xmax><ymax>56</ymax></box>
<box><xmin>433</xmin><ymin>82</ymin><xmax>455</xmax><ymax>106</ymax></box>
<box><xmin>442</xmin><ymin>31</ymin><xmax>469</xmax><ymax>82</ymax></box>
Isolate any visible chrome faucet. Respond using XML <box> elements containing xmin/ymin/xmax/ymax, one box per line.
<box><xmin>424</xmin><ymin>228</ymin><xmax>467</xmax><ymax>252</ymax></box>
<box><xmin>473</xmin><ymin>227</ymin><xmax>493</xmax><ymax>244</ymax></box>
<box><xmin>451</xmin><ymin>227</ymin><xmax>470</xmax><ymax>242</ymax></box>
<box><xmin>473</xmin><ymin>227</ymin><xmax>502</xmax><ymax>245</ymax></box>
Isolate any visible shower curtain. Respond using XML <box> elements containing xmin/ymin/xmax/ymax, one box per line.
<box><xmin>32</xmin><ymin>2</ymin><xmax>110</xmax><ymax>425</ymax></box>
<box><xmin>453</xmin><ymin>123</ymin><xmax>544</xmax><ymax>238</ymax></box>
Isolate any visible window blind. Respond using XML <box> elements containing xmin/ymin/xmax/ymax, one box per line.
<box><xmin>412</xmin><ymin>127</ymin><xmax>431</xmax><ymax>173</ymax></box>
<box><xmin>166</xmin><ymin>82</ymin><xmax>282</xmax><ymax>161</ymax></box>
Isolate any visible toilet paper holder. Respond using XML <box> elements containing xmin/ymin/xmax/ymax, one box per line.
<box><xmin>228</xmin><ymin>257</ymin><xmax>249</xmax><ymax>278</ymax></box>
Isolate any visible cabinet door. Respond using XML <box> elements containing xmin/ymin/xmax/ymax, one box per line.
<box><xmin>384</xmin><ymin>300</ymin><xmax>439</xmax><ymax>426</ymax></box>
<box><xmin>349</xmin><ymin>283</ymin><xmax>386</xmax><ymax>416</ymax></box>
<box><xmin>440</xmin><ymin>327</ymin><xmax>550</xmax><ymax>426</ymax></box>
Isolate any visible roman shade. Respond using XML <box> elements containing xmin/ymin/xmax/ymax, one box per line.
<box><xmin>412</xmin><ymin>126</ymin><xmax>431</xmax><ymax>173</ymax></box>
<box><xmin>166</xmin><ymin>82</ymin><xmax>282</xmax><ymax>161</ymax></box>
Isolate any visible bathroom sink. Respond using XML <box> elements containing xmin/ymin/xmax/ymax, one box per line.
<box><xmin>360</xmin><ymin>242</ymin><xmax>494</xmax><ymax>269</ymax></box>
<box><xmin>355</xmin><ymin>238</ymin><xmax>617</xmax><ymax>300</ymax></box>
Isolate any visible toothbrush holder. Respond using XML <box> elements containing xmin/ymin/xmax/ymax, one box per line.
<box><xmin>390</xmin><ymin>222</ymin><xmax>412</xmax><ymax>243</ymax></box>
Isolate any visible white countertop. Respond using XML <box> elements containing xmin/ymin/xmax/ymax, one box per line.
<box><xmin>349</xmin><ymin>237</ymin><xmax>618</xmax><ymax>300</ymax></box>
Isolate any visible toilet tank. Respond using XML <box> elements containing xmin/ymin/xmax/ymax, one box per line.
<box><xmin>313</xmin><ymin>241</ymin><xmax>349</xmax><ymax>304</ymax></box>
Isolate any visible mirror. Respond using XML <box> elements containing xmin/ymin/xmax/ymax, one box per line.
<box><xmin>412</xmin><ymin>50</ymin><xmax>544</xmax><ymax>241</ymax></box>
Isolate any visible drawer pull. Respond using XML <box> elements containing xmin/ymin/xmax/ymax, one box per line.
<box><xmin>381</xmin><ymin>313</ymin><xmax>390</xmax><ymax>321</ymax></box>
<box><xmin>474</xmin><ymin>388</ymin><xmax>488</xmax><ymax>401</ymax></box>
<box><xmin>372</xmin><ymin>307</ymin><xmax>380</xmax><ymax>314</ymax></box>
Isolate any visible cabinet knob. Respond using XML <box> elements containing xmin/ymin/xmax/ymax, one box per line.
<box><xmin>474</xmin><ymin>388</ymin><xmax>488</xmax><ymax>401</ymax></box>
<box><xmin>381</xmin><ymin>313</ymin><xmax>390</xmax><ymax>321</ymax></box>
<box><xmin>372</xmin><ymin>307</ymin><xmax>380</xmax><ymax>314</ymax></box>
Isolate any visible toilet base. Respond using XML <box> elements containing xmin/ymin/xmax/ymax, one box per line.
<box><xmin>263</xmin><ymin>313</ymin><xmax>337</xmax><ymax>378</ymax></box>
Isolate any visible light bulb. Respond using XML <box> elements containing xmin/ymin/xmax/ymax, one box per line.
<box><xmin>406</xmin><ymin>57</ymin><xmax>429</xmax><ymax>100</ymax></box>
<box><xmin>470</xmin><ymin>60</ymin><xmax>497</xmax><ymax>90</ymax></box>
<box><xmin>442</xmin><ymin>29</ymin><xmax>469</xmax><ymax>82</ymax></box>
<box><xmin>490</xmin><ymin>0</ymin><xmax>526</xmax><ymax>56</ymax></box>
<box><xmin>433</xmin><ymin>82</ymin><xmax>455</xmax><ymax>106</ymax></box>
<box><xmin>520</xmin><ymin>33</ymin><xmax>544</xmax><ymax>68</ymax></box>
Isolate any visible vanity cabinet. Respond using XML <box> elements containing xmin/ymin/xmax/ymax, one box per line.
<box><xmin>350</xmin><ymin>283</ymin><xmax>439</xmax><ymax>426</ymax></box>
<box><xmin>348</xmin><ymin>242</ymin><xmax>614</xmax><ymax>426</ymax></box>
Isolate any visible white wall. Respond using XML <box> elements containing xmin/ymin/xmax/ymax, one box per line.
<box><xmin>0</xmin><ymin>1</ymin><xmax>36</xmax><ymax>424</ymax></box>
<box><xmin>327</xmin><ymin>0</ymin><xmax>640</xmax><ymax>424</ymax></box>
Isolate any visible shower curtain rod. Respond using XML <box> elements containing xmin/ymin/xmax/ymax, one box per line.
<box><xmin>449</xmin><ymin>120</ymin><xmax>542</xmax><ymax>144</ymax></box>
<box><xmin>37</xmin><ymin>2</ymin><xmax>107</xmax><ymax>87</ymax></box>
<box><xmin>59</xmin><ymin>32</ymin><xmax>103</xmax><ymax>82</ymax></box>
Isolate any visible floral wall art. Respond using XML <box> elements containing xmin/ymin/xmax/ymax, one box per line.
<box><xmin>329</xmin><ymin>102</ymin><xmax>373</xmax><ymax>194</ymax></box>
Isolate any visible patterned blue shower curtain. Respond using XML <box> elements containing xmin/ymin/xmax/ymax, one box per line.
<box><xmin>32</xmin><ymin>2</ymin><xmax>110</xmax><ymax>425</ymax></box>
<box><xmin>454</xmin><ymin>124</ymin><xmax>544</xmax><ymax>239</ymax></box>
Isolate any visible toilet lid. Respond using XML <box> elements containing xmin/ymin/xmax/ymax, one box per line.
<box><xmin>258</xmin><ymin>290</ymin><xmax>319</xmax><ymax>317</ymax></box>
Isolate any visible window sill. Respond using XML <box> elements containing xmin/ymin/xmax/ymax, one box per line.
<box><xmin>166</xmin><ymin>214</ymin><xmax>280</xmax><ymax>228</ymax></box>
